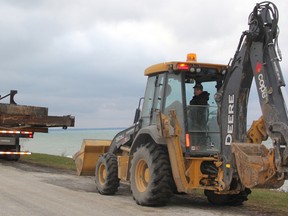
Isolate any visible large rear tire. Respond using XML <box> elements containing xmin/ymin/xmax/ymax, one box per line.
<box><xmin>130</xmin><ymin>142</ymin><xmax>173</xmax><ymax>206</ymax></box>
<box><xmin>95</xmin><ymin>153</ymin><xmax>120</xmax><ymax>195</ymax></box>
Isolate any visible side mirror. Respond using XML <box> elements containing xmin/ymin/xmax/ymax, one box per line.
<box><xmin>133</xmin><ymin>97</ymin><xmax>144</xmax><ymax>124</ymax></box>
<box><xmin>133</xmin><ymin>108</ymin><xmax>141</xmax><ymax>124</ymax></box>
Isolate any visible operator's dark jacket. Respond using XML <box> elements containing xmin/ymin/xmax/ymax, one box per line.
<box><xmin>190</xmin><ymin>91</ymin><xmax>210</xmax><ymax>105</ymax></box>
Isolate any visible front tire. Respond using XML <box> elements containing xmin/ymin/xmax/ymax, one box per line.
<box><xmin>130</xmin><ymin>142</ymin><xmax>173</xmax><ymax>206</ymax></box>
<box><xmin>95</xmin><ymin>153</ymin><xmax>120</xmax><ymax>195</ymax></box>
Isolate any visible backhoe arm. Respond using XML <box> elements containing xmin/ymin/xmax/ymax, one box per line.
<box><xmin>216</xmin><ymin>2</ymin><xmax>288</xmax><ymax>190</ymax></box>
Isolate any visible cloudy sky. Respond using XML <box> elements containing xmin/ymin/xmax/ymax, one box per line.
<box><xmin>0</xmin><ymin>0</ymin><xmax>287</xmax><ymax>128</ymax></box>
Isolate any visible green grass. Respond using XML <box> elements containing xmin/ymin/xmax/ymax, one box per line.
<box><xmin>19</xmin><ymin>153</ymin><xmax>76</xmax><ymax>172</ymax></box>
<box><xmin>248</xmin><ymin>189</ymin><xmax>288</xmax><ymax>215</ymax></box>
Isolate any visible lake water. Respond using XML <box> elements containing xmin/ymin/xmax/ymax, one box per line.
<box><xmin>21</xmin><ymin>128</ymin><xmax>122</xmax><ymax>157</ymax></box>
<box><xmin>21</xmin><ymin>128</ymin><xmax>287</xmax><ymax>192</ymax></box>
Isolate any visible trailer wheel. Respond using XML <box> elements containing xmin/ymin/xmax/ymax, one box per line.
<box><xmin>5</xmin><ymin>145</ymin><xmax>21</xmax><ymax>161</ymax></box>
<box><xmin>130</xmin><ymin>142</ymin><xmax>172</xmax><ymax>206</ymax></box>
<box><xmin>7</xmin><ymin>154</ymin><xmax>20</xmax><ymax>161</ymax></box>
<box><xmin>95</xmin><ymin>153</ymin><xmax>120</xmax><ymax>195</ymax></box>
<box><xmin>204</xmin><ymin>188</ymin><xmax>250</xmax><ymax>206</ymax></box>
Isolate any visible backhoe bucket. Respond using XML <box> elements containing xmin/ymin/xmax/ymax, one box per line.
<box><xmin>231</xmin><ymin>143</ymin><xmax>284</xmax><ymax>189</ymax></box>
<box><xmin>73</xmin><ymin>139</ymin><xmax>111</xmax><ymax>176</ymax></box>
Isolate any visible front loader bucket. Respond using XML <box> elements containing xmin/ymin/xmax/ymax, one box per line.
<box><xmin>231</xmin><ymin>143</ymin><xmax>284</xmax><ymax>189</ymax></box>
<box><xmin>73</xmin><ymin>139</ymin><xmax>111</xmax><ymax>176</ymax></box>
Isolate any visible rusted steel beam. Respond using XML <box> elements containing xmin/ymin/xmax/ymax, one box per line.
<box><xmin>0</xmin><ymin>114</ymin><xmax>75</xmax><ymax>128</ymax></box>
<box><xmin>0</xmin><ymin>103</ymin><xmax>48</xmax><ymax>116</ymax></box>
<box><xmin>0</xmin><ymin>103</ymin><xmax>75</xmax><ymax>132</ymax></box>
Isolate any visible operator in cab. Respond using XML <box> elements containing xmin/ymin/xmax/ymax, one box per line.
<box><xmin>189</xmin><ymin>83</ymin><xmax>210</xmax><ymax>130</ymax></box>
<box><xmin>190</xmin><ymin>83</ymin><xmax>209</xmax><ymax>105</ymax></box>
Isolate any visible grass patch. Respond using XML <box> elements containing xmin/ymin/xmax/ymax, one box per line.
<box><xmin>247</xmin><ymin>189</ymin><xmax>288</xmax><ymax>215</ymax></box>
<box><xmin>19</xmin><ymin>153</ymin><xmax>76</xmax><ymax>172</ymax></box>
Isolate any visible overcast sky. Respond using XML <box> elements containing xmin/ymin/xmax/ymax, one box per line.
<box><xmin>0</xmin><ymin>0</ymin><xmax>287</xmax><ymax>128</ymax></box>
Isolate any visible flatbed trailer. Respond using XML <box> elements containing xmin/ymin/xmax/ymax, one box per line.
<box><xmin>0</xmin><ymin>90</ymin><xmax>75</xmax><ymax>160</ymax></box>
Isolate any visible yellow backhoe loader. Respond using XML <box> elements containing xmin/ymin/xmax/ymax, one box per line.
<box><xmin>74</xmin><ymin>1</ymin><xmax>288</xmax><ymax>206</ymax></box>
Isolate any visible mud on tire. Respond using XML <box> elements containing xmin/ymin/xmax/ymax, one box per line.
<box><xmin>130</xmin><ymin>142</ymin><xmax>173</xmax><ymax>206</ymax></box>
<box><xmin>95</xmin><ymin>153</ymin><xmax>120</xmax><ymax>195</ymax></box>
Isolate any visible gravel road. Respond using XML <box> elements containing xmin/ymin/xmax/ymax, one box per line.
<box><xmin>0</xmin><ymin>160</ymin><xmax>279</xmax><ymax>216</ymax></box>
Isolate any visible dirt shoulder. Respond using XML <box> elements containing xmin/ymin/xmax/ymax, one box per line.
<box><xmin>6</xmin><ymin>159</ymin><xmax>76</xmax><ymax>175</ymax></box>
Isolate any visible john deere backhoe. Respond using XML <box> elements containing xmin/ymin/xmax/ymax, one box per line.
<box><xmin>74</xmin><ymin>1</ymin><xmax>288</xmax><ymax>206</ymax></box>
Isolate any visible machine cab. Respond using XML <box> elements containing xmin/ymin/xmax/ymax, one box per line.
<box><xmin>141</xmin><ymin>54</ymin><xmax>227</xmax><ymax>155</ymax></box>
